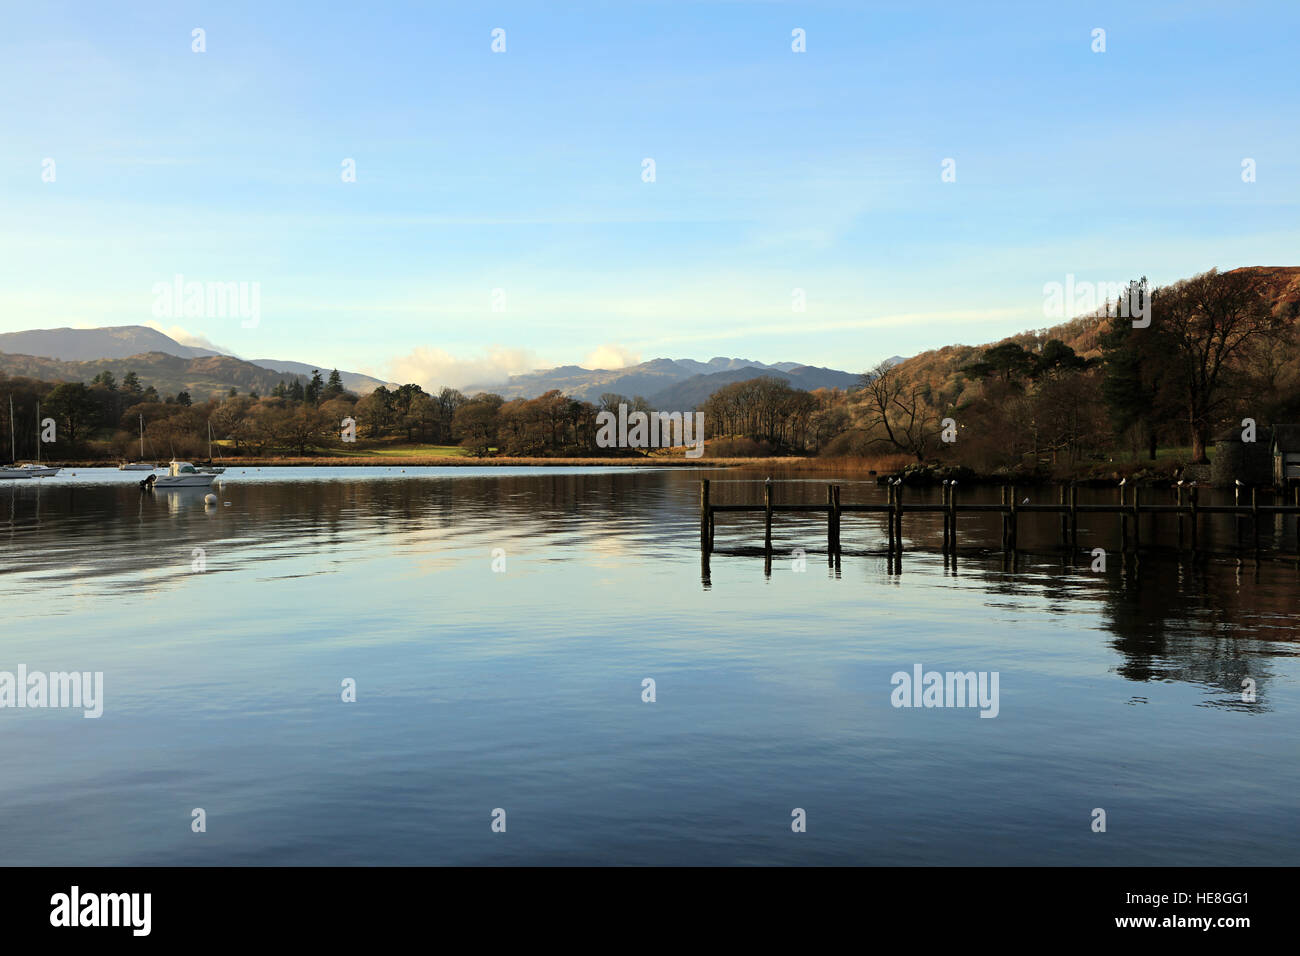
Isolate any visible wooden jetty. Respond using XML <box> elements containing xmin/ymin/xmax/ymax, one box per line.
<box><xmin>699</xmin><ymin>478</ymin><xmax>1300</xmax><ymax>560</ymax></box>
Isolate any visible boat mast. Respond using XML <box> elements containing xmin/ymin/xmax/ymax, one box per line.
<box><xmin>8</xmin><ymin>395</ymin><xmax>14</xmax><ymax>465</ymax></box>
<box><xmin>140</xmin><ymin>414</ymin><xmax>145</xmax><ymax>459</ymax></box>
<box><xmin>35</xmin><ymin>401</ymin><xmax>40</xmax><ymax>464</ymax></box>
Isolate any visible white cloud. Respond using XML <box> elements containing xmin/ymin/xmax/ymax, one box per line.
<box><xmin>581</xmin><ymin>344</ymin><xmax>640</xmax><ymax>370</ymax></box>
<box><xmin>143</xmin><ymin>321</ymin><xmax>235</xmax><ymax>355</ymax></box>
<box><xmin>385</xmin><ymin>346</ymin><xmax>540</xmax><ymax>391</ymax></box>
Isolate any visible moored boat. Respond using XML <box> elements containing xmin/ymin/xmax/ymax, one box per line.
<box><xmin>119</xmin><ymin>414</ymin><xmax>158</xmax><ymax>471</ymax></box>
<box><xmin>7</xmin><ymin>463</ymin><xmax>60</xmax><ymax>477</ymax></box>
<box><xmin>148</xmin><ymin>461</ymin><xmax>217</xmax><ymax>489</ymax></box>
<box><xmin>2</xmin><ymin>395</ymin><xmax>33</xmax><ymax>478</ymax></box>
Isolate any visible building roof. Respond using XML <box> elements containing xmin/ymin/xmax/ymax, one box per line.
<box><xmin>1272</xmin><ymin>424</ymin><xmax>1300</xmax><ymax>452</ymax></box>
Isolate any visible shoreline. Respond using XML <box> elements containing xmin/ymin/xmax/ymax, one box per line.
<box><xmin>41</xmin><ymin>456</ymin><xmax>801</xmax><ymax>469</ymax></box>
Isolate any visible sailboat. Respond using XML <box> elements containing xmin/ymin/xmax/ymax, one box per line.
<box><xmin>119</xmin><ymin>414</ymin><xmax>157</xmax><ymax>470</ymax></box>
<box><xmin>9</xmin><ymin>400</ymin><xmax>61</xmax><ymax>476</ymax></box>
<box><xmin>0</xmin><ymin>395</ymin><xmax>34</xmax><ymax>479</ymax></box>
<box><xmin>195</xmin><ymin>421</ymin><xmax>225</xmax><ymax>474</ymax></box>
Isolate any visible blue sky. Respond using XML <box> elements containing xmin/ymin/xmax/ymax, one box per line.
<box><xmin>1</xmin><ymin>1</ymin><xmax>1297</xmax><ymax>388</ymax></box>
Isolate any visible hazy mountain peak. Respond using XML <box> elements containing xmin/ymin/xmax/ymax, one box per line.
<box><xmin>0</xmin><ymin>324</ymin><xmax>391</xmax><ymax>394</ymax></box>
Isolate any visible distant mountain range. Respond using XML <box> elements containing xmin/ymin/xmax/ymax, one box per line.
<box><xmin>0</xmin><ymin>324</ymin><xmax>896</xmax><ymax>409</ymax></box>
<box><xmin>0</xmin><ymin>326</ymin><xmax>392</xmax><ymax>395</ymax></box>
<box><xmin>466</xmin><ymin>356</ymin><xmax>879</xmax><ymax>408</ymax></box>
<box><xmin>0</xmin><ymin>350</ymin><xmax>325</xmax><ymax>400</ymax></box>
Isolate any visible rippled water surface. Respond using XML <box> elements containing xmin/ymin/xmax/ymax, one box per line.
<box><xmin>2</xmin><ymin>466</ymin><xmax>1297</xmax><ymax>865</ymax></box>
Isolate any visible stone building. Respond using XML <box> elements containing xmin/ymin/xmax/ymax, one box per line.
<box><xmin>1211</xmin><ymin>426</ymin><xmax>1273</xmax><ymax>486</ymax></box>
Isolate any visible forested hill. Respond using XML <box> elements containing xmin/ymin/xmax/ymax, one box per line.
<box><xmin>890</xmin><ymin>266</ymin><xmax>1300</xmax><ymax>411</ymax></box>
<box><xmin>0</xmin><ymin>350</ymin><xmax>303</xmax><ymax>399</ymax></box>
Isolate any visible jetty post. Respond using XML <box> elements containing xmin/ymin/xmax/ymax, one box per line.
<box><xmin>940</xmin><ymin>482</ymin><xmax>949</xmax><ymax>552</ymax></box>
<box><xmin>699</xmin><ymin>479</ymin><xmax>710</xmax><ymax>553</ymax></box>
<box><xmin>827</xmin><ymin>483</ymin><xmax>835</xmax><ymax>555</ymax></box>
<box><xmin>763</xmin><ymin>480</ymin><xmax>773</xmax><ymax>554</ymax></box>
<box><xmin>1190</xmin><ymin>483</ymin><xmax>1199</xmax><ymax>551</ymax></box>
<box><xmin>1009</xmin><ymin>485</ymin><xmax>1018</xmax><ymax>551</ymax></box>
<box><xmin>1069</xmin><ymin>483</ymin><xmax>1079</xmax><ymax>551</ymax></box>
<box><xmin>894</xmin><ymin>486</ymin><xmax>904</xmax><ymax>554</ymax></box>
<box><xmin>889</xmin><ymin>478</ymin><xmax>899</xmax><ymax>554</ymax></box>
<box><xmin>951</xmin><ymin>481</ymin><xmax>959</xmax><ymax>552</ymax></box>
<box><xmin>1000</xmin><ymin>485</ymin><xmax>1009</xmax><ymax>550</ymax></box>
<box><xmin>1133</xmin><ymin>485</ymin><xmax>1141</xmax><ymax>552</ymax></box>
<box><xmin>1252</xmin><ymin>487</ymin><xmax>1260</xmax><ymax>556</ymax></box>
<box><xmin>1058</xmin><ymin>485</ymin><xmax>1067</xmax><ymax>546</ymax></box>
<box><xmin>827</xmin><ymin>484</ymin><xmax>841</xmax><ymax>555</ymax></box>
<box><xmin>1118</xmin><ymin>482</ymin><xmax>1128</xmax><ymax>552</ymax></box>
<box><xmin>1234</xmin><ymin>482</ymin><xmax>1242</xmax><ymax>546</ymax></box>
<box><xmin>1176</xmin><ymin>484</ymin><xmax>1185</xmax><ymax>550</ymax></box>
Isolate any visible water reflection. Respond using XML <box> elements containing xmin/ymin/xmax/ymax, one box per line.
<box><xmin>1</xmin><ymin>466</ymin><xmax>1296</xmax><ymax>865</ymax></box>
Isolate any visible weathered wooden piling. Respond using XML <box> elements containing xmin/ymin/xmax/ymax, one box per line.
<box><xmin>940</xmin><ymin>482</ymin><xmax>949</xmax><ymax>551</ymax></box>
<box><xmin>700</xmin><ymin>479</ymin><xmax>711</xmax><ymax>553</ymax></box>
<box><xmin>1059</xmin><ymin>485</ymin><xmax>1068</xmax><ymax>545</ymax></box>
<box><xmin>1000</xmin><ymin>485</ymin><xmax>1009</xmax><ymax>549</ymax></box>
<box><xmin>1003</xmin><ymin>486</ymin><xmax>1013</xmax><ymax>554</ymax></box>
<box><xmin>1252</xmin><ymin>487</ymin><xmax>1260</xmax><ymax>556</ymax></box>
<box><xmin>827</xmin><ymin>483</ymin><xmax>840</xmax><ymax>555</ymax></box>
<box><xmin>763</xmin><ymin>480</ymin><xmax>773</xmax><ymax>554</ymax></box>
<box><xmin>1190</xmin><ymin>484</ymin><xmax>1199</xmax><ymax>550</ymax></box>
<box><xmin>951</xmin><ymin>482</ymin><xmax>958</xmax><ymax>550</ymax></box>
<box><xmin>1132</xmin><ymin>485</ymin><xmax>1141</xmax><ymax>552</ymax></box>
<box><xmin>1119</xmin><ymin>483</ymin><xmax>1128</xmax><ymax>552</ymax></box>
<box><xmin>1234</xmin><ymin>483</ymin><xmax>1242</xmax><ymax>546</ymax></box>
<box><xmin>893</xmin><ymin>482</ymin><xmax>904</xmax><ymax>554</ymax></box>
<box><xmin>1176</xmin><ymin>484</ymin><xmax>1185</xmax><ymax>550</ymax></box>
<box><xmin>1069</xmin><ymin>482</ymin><xmax>1078</xmax><ymax>550</ymax></box>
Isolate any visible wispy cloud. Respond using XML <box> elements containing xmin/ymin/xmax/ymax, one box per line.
<box><xmin>143</xmin><ymin>321</ymin><xmax>236</xmax><ymax>356</ymax></box>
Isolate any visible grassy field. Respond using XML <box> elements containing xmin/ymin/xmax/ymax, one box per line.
<box><xmin>328</xmin><ymin>443</ymin><xmax>469</xmax><ymax>458</ymax></box>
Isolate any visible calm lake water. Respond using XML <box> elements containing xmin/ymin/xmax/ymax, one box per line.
<box><xmin>2</xmin><ymin>466</ymin><xmax>1297</xmax><ymax>865</ymax></box>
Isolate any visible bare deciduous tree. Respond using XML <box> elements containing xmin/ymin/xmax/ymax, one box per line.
<box><xmin>857</xmin><ymin>361</ymin><xmax>939</xmax><ymax>461</ymax></box>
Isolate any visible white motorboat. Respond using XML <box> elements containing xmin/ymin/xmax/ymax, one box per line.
<box><xmin>6</xmin><ymin>463</ymin><xmax>60</xmax><ymax>477</ymax></box>
<box><xmin>147</xmin><ymin>461</ymin><xmax>216</xmax><ymax>489</ymax></box>
<box><xmin>119</xmin><ymin>414</ymin><xmax>157</xmax><ymax>471</ymax></box>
